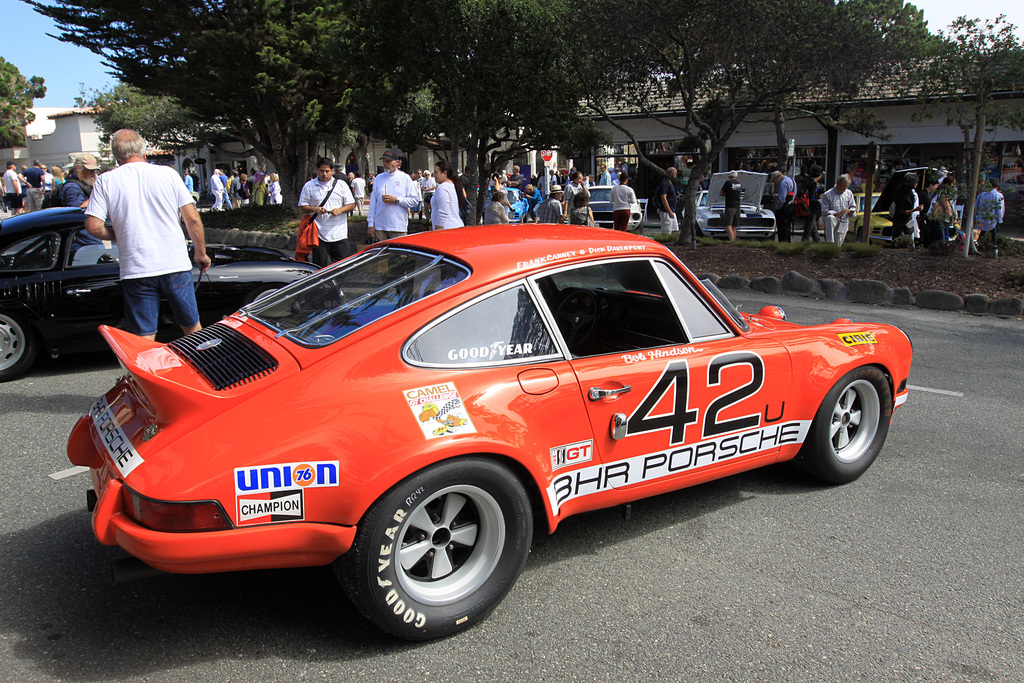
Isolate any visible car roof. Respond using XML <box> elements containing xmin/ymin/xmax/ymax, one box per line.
<box><xmin>389</xmin><ymin>224</ymin><xmax>676</xmax><ymax>279</ymax></box>
<box><xmin>0</xmin><ymin>207</ymin><xmax>85</xmax><ymax>242</ymax></box>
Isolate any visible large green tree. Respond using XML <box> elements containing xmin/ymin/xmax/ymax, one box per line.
<box><xmin>29</xmin><ymin>0</ymin><xmax>361</xmax><ymax>204</ymax></box>
<box><xmin>83</xmin><ymin>83</ymin><xmax>216</xmax><ymax>152</ymax></box>
<box><xmin>352</xmin><ymin>0</ymin><xmax>605</xmax><ymax>220</ymax></box>
<box><xmin>912</xmin><ymin>15</ymin><xmax>1024</xmax><ymax>257</ymax></box>
<box><xmin>0</xmin><ymin>58</ymin><xmax>46</xmax><ymax>149</ymax></box>
<box><xmin>574</xmin><ymin>0</ymin><xmax>930</xmax><ymax>245</ymax></box>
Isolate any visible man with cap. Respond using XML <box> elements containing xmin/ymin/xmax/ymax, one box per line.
<box><xmin>771</xmin><ymin>169</ymin><xmax>796</xmax><ymax>242</ymax></box>
<box><xmin>61</xmin><ymin>153</ymin><xmax>100</xmax><ymax>208</ymax></box>
<box><xmin>720</xmin><ymin>170</ymin><xmax>743</xmax><ymax>241</ymax></box>
<box><xmin>367</xmin><ymin>148</ymin><xmax>420</xmax><ymax>241</ymax></box>
<box><xmin>537</xmin><ymin>184</ymin><xmax>564</xmax><ymax>224</ymax></box>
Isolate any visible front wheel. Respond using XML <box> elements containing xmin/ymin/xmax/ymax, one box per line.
<box><xmin>0</xmin><ymin>313</ymin><xmax>39</xmax><ymax>382</ymax></box>
<box><xmin>337</xmin><ymin>458</ymin><xmax>533</xmax><ymax>640</ymax></box>
<box><xmin>794</xmin><ymin>366</ymin><xmax>891</xmax><ymax>484</ymax></box>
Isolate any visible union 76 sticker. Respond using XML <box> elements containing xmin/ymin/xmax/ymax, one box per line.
<box><xmin>404</xmin><ymin>382</ymin><xmax>477</xmax><ymax>439</ymax></box>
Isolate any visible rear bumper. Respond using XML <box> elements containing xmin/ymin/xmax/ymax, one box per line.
<box><xmin>92</xmin><ymin>479</ymin><xmax>356</xmax><ymax>574</ymax></box>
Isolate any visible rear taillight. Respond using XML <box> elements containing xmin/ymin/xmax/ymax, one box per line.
<box><xmin>123</xmin><ymin>486</ymin><xmax>232</xmax><ymax>532</ymax></box>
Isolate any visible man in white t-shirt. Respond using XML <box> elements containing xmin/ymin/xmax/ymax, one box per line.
<box><xmin>3</xmin><ymin>162</ymin><xmax>23</xmax><ymax>215</ymax></box>
<box><xmin>419</xmin><ymin>170</ymin><xmax>437</xmax><ymax>221</ymax></box>
<box><xmin>349</xmin><ymin>172</ymin><xmax>366</xmax><ymax>216</ymax></box>
<box><xmin>299</xmin><ymin>157</ymin><xmax>357</xmax><ymax>266</ymax></box>
<box><xmin>367</xmin><ymin>148</ymin><xmax>420</xmax><ymax>241</ymax></box>
<box><xmin>84</xmin><ymin>129</ymin><xmax>210</xmax><ymax>339</ymax></box>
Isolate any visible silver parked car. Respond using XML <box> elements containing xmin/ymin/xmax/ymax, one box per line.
<box><xmin>700</xmin><ymin>171</ymin><xmax>776</xmax><ymax>239</ymax></box>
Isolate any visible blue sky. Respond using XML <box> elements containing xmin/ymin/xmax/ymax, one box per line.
<box><xmin>5</xmin><ymin>0</ymin><xmax>1024</xmax><ymax>109</ymax></box>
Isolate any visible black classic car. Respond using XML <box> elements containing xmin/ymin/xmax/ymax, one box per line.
<box><xmin>0</xmin><ymin>208</ymin><xmax>317</xmax><ymax>381</ymax></box>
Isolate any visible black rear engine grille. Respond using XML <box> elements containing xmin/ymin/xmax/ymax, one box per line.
<box><xmin>168</xmin><ymin>323</ymin><xmax>278</xmax><ymax>390</ymax></box>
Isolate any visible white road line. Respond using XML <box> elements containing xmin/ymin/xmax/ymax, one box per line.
<box><xmin>908</xmin><ymin>384</ymin><xmax>964</xmax><ymax>397</ymax></box>
<box><xmin>49</xmin><ymin>466</ymin><xmax>90</xmax><ymax>480</ymax></box>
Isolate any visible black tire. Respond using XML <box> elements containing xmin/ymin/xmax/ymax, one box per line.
<box><xmin>794</xmin><ymin>365</ymin><xmax>892</xmax><ymax>484</ymax></box>
<box><xmin>0</xmin><ymin>313</ymin><xmax>39</xmax><ymax>382</ymax></box>
<box><xmin>337</xmin><ymin>458</ymin><xmax>533</xmax><ymax>640</ymax></box>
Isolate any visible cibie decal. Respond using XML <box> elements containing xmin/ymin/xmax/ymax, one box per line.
<box><xmin>546</xmin><ymin>420</ymin><xmax>811</xmax><ymax>515</ymax></box>
<box><xmin>405</xmin><ymin>383</ymin><xmax>477</xmax><ymax>439</ymax></box>
<box><xmin>550</xmin><ymin>440</ymin><xmax>594</xmax><ymax>471</ymax></box>
<box><xmin>839</xmin><ymin>331</ymin><xmax>877</xmax><ymax>346</ymax></box>
<box><xmin>237</xmin><ymin>490</ymin><xmax>304</xmax><ymax>525</ymax></box>
<box><xmin>234</xmin><ymin>461</ymin><xmax>339</xmax><ymax>494</ymax></box>
<box><xmin>90</xmin><ymin>395</ymin><xmax>144</xmax><ymax>477</ymax></box>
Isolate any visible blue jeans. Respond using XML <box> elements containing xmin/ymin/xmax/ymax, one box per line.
<box><xmin>121</xmin><ymin>271</ymin><xmax>199</xmax><ymax>336</ymax></box>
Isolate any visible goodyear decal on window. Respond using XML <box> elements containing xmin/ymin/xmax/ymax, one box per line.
<box><xmin>405</xmin><ymin>382</ymin><xmax>477</xmax><ymax>439</ymax></box>
<box><xmin>839</xmin><ymin>332</ymin><xmax>877</xmax><ymax>346</ymax></box>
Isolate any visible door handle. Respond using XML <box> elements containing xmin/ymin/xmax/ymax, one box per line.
<box><xmin>588</xmin><ymin>385</ymin><xmax>631</xmax><ymax>401</ymax></box>
<box><xmin>66</xmin><ymin>288</ymin><xmax>92</xmax><ymax>295</ymax></box>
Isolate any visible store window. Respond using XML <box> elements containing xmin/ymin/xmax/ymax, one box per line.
<box><xmin>595</xmin><ymin>143</ymin><xmax>639</xmax><ymax>183</ymax></box>
<box><xmin>728</xmin><ymin>146</ymin><xmax>825</xmax><ymax>177</ymax></box>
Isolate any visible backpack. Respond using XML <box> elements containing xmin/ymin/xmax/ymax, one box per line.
<box><xmin>41</xmin><ymin>189</ymin><xmax>60</xmax><ymax>210</ymax></box>
<box><xmin>794</xmin><ymin>192</ymin><xmax>810</xmax><ymax>218</ymax></box>
<box><xmin>50</xmin><ymin>178</ymin><xmax>90</xmax><ymax>208</ymax></box>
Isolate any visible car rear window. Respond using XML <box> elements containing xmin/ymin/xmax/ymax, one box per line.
<box><xmin>245</xmin><ymin>247</ymin><xmax>469</xmax><ymax>347</ymax></box>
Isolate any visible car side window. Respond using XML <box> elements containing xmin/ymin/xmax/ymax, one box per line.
<box><xmin>535</xmin><ymin>259</ymin><xmax>688</xmax><ymax>358</ymax></box>
<box><xmin>653</xmin><ymin>261</ymin><xmax>731</xmax><ymax>340</ymax></box>
<box><xmin>405</xmin><ymin>284</ymin><xmax>560</xmax><ymax>367</ymax></box>
<box><xmin>67</xmin><ymin>229</ymin><xmax>119</xmax><ymax>267</ymax></box>
<box><xmin>0</xmin><ymin>233</ymin><xmax>59</xmax><ymax>271</ymax></box>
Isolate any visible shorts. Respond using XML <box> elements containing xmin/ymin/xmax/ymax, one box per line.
<box><xmin>4</xmin><ymin>193</ymin><xmax>22</xmax><ymax>209</ymax></box>
<box><xmin>659</xmin><ymin>211</ymin><xmax>679</xmax><ymax>233</ymax></box>
<box><xmin>121</xmin><ymin>270</ymin><xmax>199</xmax><ymax>336</ymax></box>
<box><xmin>722</xmin><ymin>207</ymin><xmax>741</xmax><ymax>228</ymax></box>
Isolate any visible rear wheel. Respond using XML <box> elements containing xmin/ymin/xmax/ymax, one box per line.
<box><xmin>0</xmin><ymin>313</ymin><xmax>39</xmax><ymax>382</ymax></box>
<box><xmin>337</xmin><ymin>458</ymin><xmax>533</xmax><ymax>640</ymax></box>
<box><xmin>794</xmin><ymin>366</ymin><xmax>891</xmax><ymax>484</ymax></box>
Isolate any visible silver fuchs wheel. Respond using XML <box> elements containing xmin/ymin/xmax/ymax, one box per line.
<box><xmin>0</xmin><ymin>313</ymin><xmax>39</xmax><ymax>382</ymax></box>
<box><xmin>794</xmin><ymin>366</ymin><xmax>892</xmax><ymax>484</ymax></box>
<box><xmin>338</xmin><ymin>458</ymin><xmax>532</xmax><ymax>640</ymax></box>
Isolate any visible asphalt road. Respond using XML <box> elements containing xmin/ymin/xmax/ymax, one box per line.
<box><xmin>1</xmin><ymin>295</ymin><xmax>1021</xmax><ymax>682</ymax></box>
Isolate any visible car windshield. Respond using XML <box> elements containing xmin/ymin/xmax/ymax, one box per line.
<box><xmin>699</xmin><ymin>278</ymin><xmax>748</xmax><ymax>332</ymax></box>
<box><xmin>588</xmin><ymin>188</ymin><xmax>611</xmax><ymax>202</ymax></box>
<box><xmin>244</xmin><ymin>247</ymin><xmax>469</xmax><ymax>347</ymax></box>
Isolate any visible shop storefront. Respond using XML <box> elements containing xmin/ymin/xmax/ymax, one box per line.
<box><xmin>728</xmin><ymin>145</ymin><xmax>826</xmax><ymax>177</ymax></box>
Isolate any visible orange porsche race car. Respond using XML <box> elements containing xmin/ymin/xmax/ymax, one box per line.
<box><xmin>68</xmin><ymin>225</ymin><xmax>913</xmax><ymax>640</ymax></box>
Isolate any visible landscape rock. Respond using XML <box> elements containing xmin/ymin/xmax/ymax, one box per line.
<box><xmin>848</xmin><ymin>279</ymin><xmax>891</xmax><ymax>304</ymax></box>
<box><xmin>782</xmin><ymin>270</ymin><xmax>814</xmax><ymax>294</ymax></box>
<box><xmin>750</xmin><ymin>276</ymin><xmax>781</xmax><ymax>294</ymax></box>
<box><xmin>226</xmin><ymin>228</ymin><xmax>243</xmax><ymax>245</ymax></box>
<box><xmin>286</xmin><ymin>233</ymin><xmax>298</xmax><ymax>251</ymax></box>
<box><xmin>817</xmin><ymin>278</ymin><xmax>843</xmax><ymax>300</ymax></box>
<box><xmin>988</xmin><ymin>297</ymin><xmax>1024</xmax><ymax>316</ymax></box>
<box><xmin>893</xmin><ymin>287</ymin><xmax>914</xmax><ymax>305</ymax></box>
<box><xmin>718</xmin><ymin>275</ymin><xmax>750</xmax><ymax>290</ymax></box>
<box><xmin>272</xmin><ymin>234</ymin><xmax>290</xmax><ymax>250</ymax></box>
<box><xmin>915</xmin><ymin>289</ymin><xmax>964</xmax><ymax>311</ymax></box>
<box><xmin>964</xmin><ymin>294</ymin><xmax>990</xmax><ymax>314</ymax></box>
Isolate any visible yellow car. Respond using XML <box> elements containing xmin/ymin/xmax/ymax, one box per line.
<box><xmin>850</xmin><ymin>193</ymin><xmax>894</xmax><ymax>244</ymax></box>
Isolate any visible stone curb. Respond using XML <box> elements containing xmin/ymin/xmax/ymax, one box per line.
<box><xmin>701</xmin><ymin>267</ymin><xmax>1023</xmax><ymax>318</ymax></box>
<box><xmin>214</xmin><ymin>229</ymin><xmax>1024</xmax><ymax>319</ymax></box>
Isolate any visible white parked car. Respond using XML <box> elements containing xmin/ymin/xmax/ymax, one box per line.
<box><xmin>640</xmin><ymin>171</ymin><xmax>776</xmax><ymax>239</ymax></box>
<box><xmin>586</xmin><ymin>185</ymin><xmax>644</xmax><ymax>230</ymax></box>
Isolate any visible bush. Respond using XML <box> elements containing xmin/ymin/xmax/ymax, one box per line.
<box><xmin>771</xmin><ymin>241</ymin><xmax>807</xmax><ymax>256</ymax></box>
<box><xmin>201</xmin><ymin>204</ymin><xmax>300</xmax><ymax>233</ymax></box>
<box><xmin>844</xmin><ymin>242</ymin><xmax>882</xmax><ymax>258</ymax></box>
<box><xmin>810</xmin><ymin>243</ymin><xmax>842</xmax><ymax>259</ymax></box>
<box><xmin>891</xmin><ymin>234</ymin><xmax>915</xmax><ymax>249</ymax></box>
<box><xmin>695</xmin><ymin>236</ymin><xmax>718</xmax><ymax>246</ymax></box>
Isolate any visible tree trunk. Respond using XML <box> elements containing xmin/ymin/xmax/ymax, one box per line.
<box><xmin>961</xmin><ymin>110</ymin><xmax>986</xmax><ymax>257</ymax></box>
<box><xmin>463</xmin><ymin>134</ymin><xmax>479</xmax><ymax>224</ymax></box>
<box><xmin>774</xmin><ymin>108</ymin><xmax>788</xmax><ymax>172</ymax></box>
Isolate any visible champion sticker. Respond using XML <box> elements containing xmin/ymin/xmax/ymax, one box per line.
<box><xmin>839</xmin><ymin>332</ymin><xmax>877</xmax><ymax>346</ymax></box>
<box><xmin>405</xmin><ymin>382</ymin><xmax>477</xmax><ymax>439</ymax></box>
<box><xmin>237</xmin><ymin>489</ymin><xmax>304</xmax><ymax>525</ymax></box>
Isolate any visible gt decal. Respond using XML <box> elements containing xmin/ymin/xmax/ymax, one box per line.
<box><xmin>550</xmin><ymin>440</ymin><xmax>595</xmax><ymax>471</ymax></box>
<box><xmin>703</xmin><ymin>352</ymin><xmax>765</xmax><ymax>438</ymax></box>
<box><xmin>839</xmin><ymin>332</ymin><xmax>877</xmax><ymax>346</ymax></box>
<box><xmin>547</xmin><ymin>421</ymin><xmax>811</xmax><ymax>514</ymax></box>
<box><xmin>405</xmin><ymin>382</ymin><xmax>477</xmax><ymax>439</ymax></box>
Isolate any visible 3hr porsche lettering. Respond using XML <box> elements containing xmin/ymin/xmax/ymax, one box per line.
<box><xmin>547</xmin><ymin>421</ymin><xmax>810</xmax><ymax>514</ymax></box>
